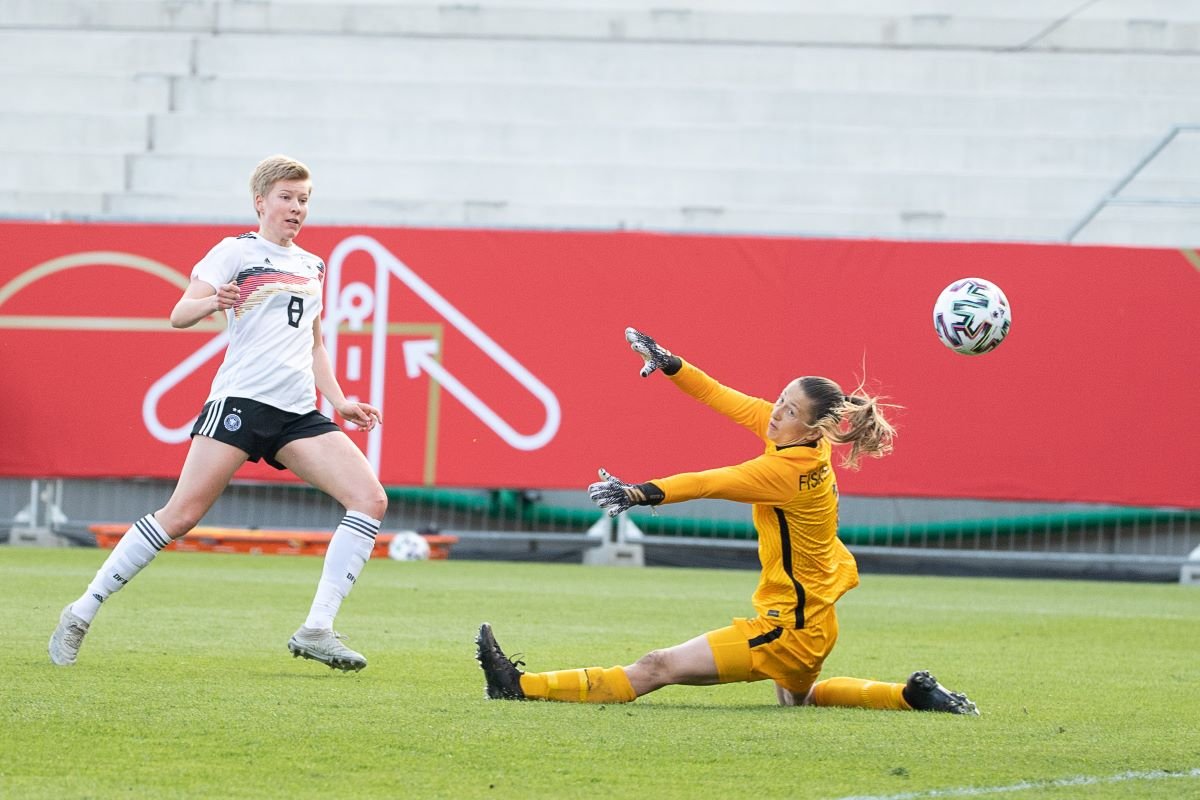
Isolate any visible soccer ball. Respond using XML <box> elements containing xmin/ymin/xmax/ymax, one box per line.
<box><xmin>932</xmin><ymin>278</ymin><xmax>1012</xmax><ymax>356</ymax></box>
<box><xmin>387</xmin><ymin>531</ymin><xmax>431</xmax><ymax>561</ymax></box>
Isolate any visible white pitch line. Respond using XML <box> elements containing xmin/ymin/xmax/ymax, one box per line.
<box><xmin>829</xmin><ymin>768</ymin><xmax>1200</xmax><ymax>800</ymax></box>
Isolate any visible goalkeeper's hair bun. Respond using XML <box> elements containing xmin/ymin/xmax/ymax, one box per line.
<box><xmin>801</xmin><ymin>377</ymin><xmax>899</xmax><ymax>470</ymax></box>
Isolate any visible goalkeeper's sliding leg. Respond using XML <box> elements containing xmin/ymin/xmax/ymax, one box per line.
<box><xmin>791</xmin><ymin>672</ymin><xmax>978</xmax><ymax>715</ymax></box>
<box><xmin>475</xmin><ymin>618</ymin><xmax>979</xmax><ymax>715</ymax></box>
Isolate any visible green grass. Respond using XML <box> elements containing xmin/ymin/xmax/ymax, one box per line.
<box><xmin>2</xmin><ymin>549</ymin><xmax>1198</xmax><ymax>800</ymax></box>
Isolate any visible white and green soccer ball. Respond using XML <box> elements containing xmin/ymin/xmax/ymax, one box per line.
<box><xmin>388</xmin><ymin>531</ymin><xmax>431</xmax><ymax>561</ymax></box>
<box><xmin>933</xmin><ymin>277</ymin><xmax>1012</xmax><ymax>356</ymax></box>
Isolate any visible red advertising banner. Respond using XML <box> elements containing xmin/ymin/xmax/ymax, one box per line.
<box><xmin>0</xmin><ymin>221</ymin><xmax>1196</xmax><ymax>508</ymax></box>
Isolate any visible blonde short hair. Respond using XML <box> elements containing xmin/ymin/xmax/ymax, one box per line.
<box><xmin>249</xmin><ymin>155</ymin><xmax>311</xmax><ymax>215</ymax></box>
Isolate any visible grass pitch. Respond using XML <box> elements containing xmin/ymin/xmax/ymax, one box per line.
<box><xmin>2</xmin><ymin>548</ymin><xmax>1198</xmax><ymax>799</ymax></box>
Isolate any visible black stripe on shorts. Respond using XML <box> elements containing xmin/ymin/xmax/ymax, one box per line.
<box><xmin>748</xmin><ymin>627</ymin><xmax>784</xmax><ymax>648</ymax></box>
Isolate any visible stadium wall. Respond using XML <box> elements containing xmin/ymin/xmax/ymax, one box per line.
<box><xmin>3</xmin><ymin>1</ymin><xmax>1200</xmax><ymax>578</ymax></box>
<box><xmin>1</xmin><ymin>220</ymin><xmax>1197</xmax><ymax>511</ymax></box>
<box><xmin>2</xmin><ymin>1</ymin><xmax>1200</xmax><ymax>244</ymax></box>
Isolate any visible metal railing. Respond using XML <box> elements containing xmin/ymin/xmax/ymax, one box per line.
<box><xmin>1065</xmin><ymin>124</ymin><xmax>1200</xmax><ymax>242</ymax></box>
<box><xmin>3</xmin><ymin>478</ymin><xmax>1197</xmax><ymax>580</ymax></box>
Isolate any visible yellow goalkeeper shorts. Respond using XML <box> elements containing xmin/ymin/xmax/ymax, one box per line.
<box><xmin>705</xmin><ymin>606</ymin><xmax>839</xmax><ymax>695</ymax></box>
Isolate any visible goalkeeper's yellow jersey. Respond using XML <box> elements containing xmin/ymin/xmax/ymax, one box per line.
<box><xmin>652</xmin><ymin>361</ymin><xmax>859</xmax><ymax>629</ymax></box>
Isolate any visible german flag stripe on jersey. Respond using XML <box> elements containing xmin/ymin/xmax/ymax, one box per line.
<box><xmin>233</xmin><ymin>265</ymin><xmax>320</xmax><ymax>318</ymax></box>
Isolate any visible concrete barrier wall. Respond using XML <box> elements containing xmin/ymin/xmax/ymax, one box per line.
<box><xmin>1</xmin><ymin>0</ymin><xmax>1198</xmax><ymax>243</ymax></box>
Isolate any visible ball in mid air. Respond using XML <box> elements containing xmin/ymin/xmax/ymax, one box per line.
<box><xmin>933</xmin><ymin>277</ymin><xmax>1011</xmax><ymax>356</ymax></box>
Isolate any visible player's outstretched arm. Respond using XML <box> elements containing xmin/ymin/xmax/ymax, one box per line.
<box><xmin>625</xmin><ymin>327</ymin><xmax>682</xmax><ymax>378</ymax></box>
<box><xmin>587</xmin><ymin>468</ymin><xmax>665</xmax><ymax>516</ymax></box>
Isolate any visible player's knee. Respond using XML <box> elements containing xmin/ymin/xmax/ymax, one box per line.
<box><xmin>349</xmin><ymin>486</ymin><xmax>387</xmax><ymax>521</ymax></box>
<box><xmin>369</xmin><ymin>487</ymin><xmax>388</xmax><ymax>520</ymax></box>
<box><xmin>633</xmin><ymin>648</ymin><xmax>674</xmax><ymax>682</ymax></box>
<box><xmin>155</xmin><ymin>506</ymin><xmax>202</xmax><ymax>538</ymax></box>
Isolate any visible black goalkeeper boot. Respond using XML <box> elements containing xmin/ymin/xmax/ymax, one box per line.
<box><xmin>476</xmin><ymin>623</ymin><xmax>527</xmax><ymax>700</ymax></box>
<box><xmin>903</xmin><ymin>670</ymin><xmax>980</xmax><ymax>715</ymax></box>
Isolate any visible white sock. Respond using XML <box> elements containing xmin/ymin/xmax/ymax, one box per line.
<box><xmin>303</xmin><ymin>511</ymin><xmax>380</xmax><ymax>630</ymax></box>
<box><xmin>71</xmin><ymin>514</ymin><xmax>171</xmax><ymax>623</ymax></box>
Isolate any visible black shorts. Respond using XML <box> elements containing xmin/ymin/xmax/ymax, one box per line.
<box><xmin>190</xmin><ymin>396</ymin><xmax>340</xmax><ymax>470</ymax></box>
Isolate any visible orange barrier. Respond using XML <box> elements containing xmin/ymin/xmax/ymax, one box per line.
<box><xmin>89</xmin><ymin>524</ymin><xmax>457</xmax><ymax>560</ymax></box>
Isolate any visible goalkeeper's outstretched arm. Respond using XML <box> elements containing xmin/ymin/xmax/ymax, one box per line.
<box><xmin>625</xmin><ymin>327</ymin><xmax>682</xmax><ymax>378</ymax></box>
<box><xmin>587</xmin><ymin>468</ymin><xmax>665</xmax><ymax>517</ymax></box>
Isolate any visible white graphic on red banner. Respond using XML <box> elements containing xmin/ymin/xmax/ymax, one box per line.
<box><xmin>140</xmin><ymin>235</ymin><xmax>563</xmax><ymax>472</ymax></box>
<box><xmin>323</xmin><ymin>236</ymin><xmax>560</xmax><ymax>473</ymax></box>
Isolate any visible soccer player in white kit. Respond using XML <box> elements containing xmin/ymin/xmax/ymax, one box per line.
<box><xmin>49</xmin><ymin>155</ymin><xmax>386</xmax><ymax>672</ymax></box>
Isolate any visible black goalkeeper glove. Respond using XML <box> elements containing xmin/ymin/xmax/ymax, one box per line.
<box><xmin>587</xmin><ymin>468</ymin><xmax>665</xmax><ymax>517</ymax></box>
<box><xmin>625</xmin><ymin>327</ymin><xmax>682</xmax><ymax>378</ymax></box>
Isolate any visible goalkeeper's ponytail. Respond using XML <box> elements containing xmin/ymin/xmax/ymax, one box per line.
<box><xmin>800</xmin><ymin>377</ymin><xmax>899</xmax><ymax>470</ymax></box>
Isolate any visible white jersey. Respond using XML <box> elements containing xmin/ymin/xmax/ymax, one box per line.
<box><xmin>191</xmin><ymin>232</ymin><xmax>326</xmax><ymax>414</ymax></box>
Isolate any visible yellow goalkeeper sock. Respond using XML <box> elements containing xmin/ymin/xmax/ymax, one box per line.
<box><xmin>810</xmin><ymin>677</ymin><xmax>912</xmax><ymax>710</ymax></box>
<box><xmin>519</xmin><ymin>666</ymin><xmax>637</xmax><ymax>703</ymax></box>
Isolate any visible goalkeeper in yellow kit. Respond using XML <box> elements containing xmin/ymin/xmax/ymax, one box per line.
<box><xmin>475</xmin><ymin>328</ymin><xmax>979</xmax><ymax>715</ymax></box>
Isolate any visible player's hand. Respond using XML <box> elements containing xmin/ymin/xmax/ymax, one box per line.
<box><xmin>337</xmin><ymin>400</ymin><xmax>382</xmax><ymax>432</ymax></box>
<box><xmin>588</xmin><ymin>468</ymin><xmax>635</xmax><ymax>517</ymax></box>
<box><xmin>625</xmin><ymin>327</ymin><xmax>682</xmax><ymax>378</ymax></box>
<box><xmin>213</xmin><ymin>282</ymin><xmax>239</xmax><ymax>311</ymax></box>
